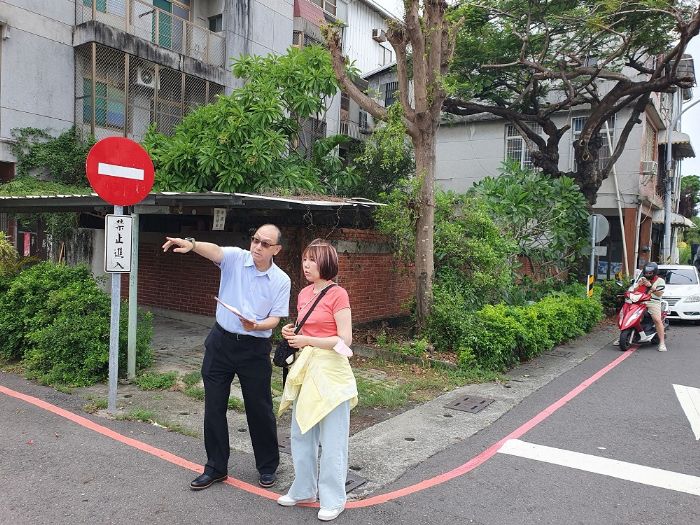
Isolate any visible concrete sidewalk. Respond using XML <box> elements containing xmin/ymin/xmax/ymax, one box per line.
<box><xmin>74</xmin><ymin>308</ymin><xmax>619</xmax><ymax>499</ymax></box>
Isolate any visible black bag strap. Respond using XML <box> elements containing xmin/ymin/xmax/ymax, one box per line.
<box><xmin>293</xmin><ymin>284</ymin><xmax>336</xmax><ymax>334</ymax></box>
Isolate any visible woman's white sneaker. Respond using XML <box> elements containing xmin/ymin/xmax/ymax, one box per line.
<box><xmin>318</xmin><ymin>507</ymin><xmax>344</xmax><ymax>521</ymax></box>
<box><xmin>277</xmin><ymin>494</ymin><xmax>316</xmax><ymax>507</ymax></box>
<box><xmin>658</xmin><ymin>343</ymin><xmax>668</xmax><ymax>352</ymax></box>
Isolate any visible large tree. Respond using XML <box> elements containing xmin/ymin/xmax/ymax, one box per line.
<box><xmin>324</xmin><ymin>1</ymin><xmax>462</xmax><ymax>328</ymax></box>
<box><xmin>443</xmin><ymin>0</ymin><xmax>700</xmax><ymax>205</ymax></box>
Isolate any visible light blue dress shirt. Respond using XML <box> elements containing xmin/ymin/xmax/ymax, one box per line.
<box><xmin>215</xmin><ymin>247</ymin><xmax>291</xmax><ymax>337</ymax></box>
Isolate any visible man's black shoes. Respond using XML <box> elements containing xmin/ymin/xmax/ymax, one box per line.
<box><xmin>258</xmin><ymin>472</ymin><xmax>277</xmax><ymax>488</ymax></box>
<box><xmin>190</xmin><ymin>472</ymin><xmax>228</xmax><ymax>490</ymax></box>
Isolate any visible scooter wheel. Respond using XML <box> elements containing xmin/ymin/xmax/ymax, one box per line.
<box><xmin>619</xmin><ymin>328</ymin><xmax>635</xmax><ymax>351</ymax></box>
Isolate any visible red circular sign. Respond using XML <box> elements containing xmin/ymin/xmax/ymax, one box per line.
<box><xmin>86</xmin><ymin>137</ymin><xmax>155</xmax><ymax>206</ymax></box>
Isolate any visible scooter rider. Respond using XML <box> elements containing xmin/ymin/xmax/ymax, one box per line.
<box><xmin>636</xmin><ymin>262</ymin><xmax>667</xmax><ymax>352</ymax></box>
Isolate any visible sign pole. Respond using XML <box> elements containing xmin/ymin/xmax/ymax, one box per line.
<box><xmin>589</xmin><ymin>214</ymin><xmax>597</xmax><ymax>277</ymax></box>
<box><xmin>108</xmin><ymin>205</ymin><xmax>123</xmax><ymax>413</ymax></box>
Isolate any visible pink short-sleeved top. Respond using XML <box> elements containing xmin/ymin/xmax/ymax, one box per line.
<box><xmin>296</xmin><ymin>284</ymin><xmax>350</xmax><ymax>338</ymax></box>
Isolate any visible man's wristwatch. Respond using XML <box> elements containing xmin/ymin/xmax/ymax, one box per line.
<box><xmin>184</xmin><ymin>237</ymin><xmax>196</xmax><ymax>252</ymax></box>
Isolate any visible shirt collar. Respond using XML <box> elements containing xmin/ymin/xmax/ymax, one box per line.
<box><xmin>244</xmin><ymin>250</ymin><xmax>274</xmax><ymax>278</ymax></box>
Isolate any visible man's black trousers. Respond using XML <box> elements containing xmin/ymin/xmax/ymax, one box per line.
<box><xmin>201</xmin><ymin>323</ymin><xmax>279</xmax><ymax>477</ymax></box>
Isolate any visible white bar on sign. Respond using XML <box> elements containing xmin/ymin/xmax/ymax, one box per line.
<box><xmin>98</xmin><ymin>162</ymin><xmax>145</xmax><ymax>181</ymax></box>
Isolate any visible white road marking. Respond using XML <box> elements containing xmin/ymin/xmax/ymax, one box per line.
<box><xmin>673</xmin><ymin>384</ymin><xmax>700</xmax><ymax>440</ymax></box>
<box><xmin>498</xmin><ymin>439</ymin><xmax>700</xmax><ymax>496</ymax></box>
<box><xmin>98</xmin><ymin>162</ymin><xmax>144</xmax><ymax>181</ymax></box>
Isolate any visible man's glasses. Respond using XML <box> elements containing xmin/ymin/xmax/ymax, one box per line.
<box><xmin>251</xmin><ymin>236</ymin><xmax>279</xmax><ymax>249</ymax></box>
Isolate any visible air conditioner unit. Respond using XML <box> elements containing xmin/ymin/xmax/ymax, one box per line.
<box><xmin>372</xmin><ymin>28</ymin><xmax>387</xmax><ymax>43</ymax></box>
<box><xmin>136</xmin><ymin>66</ymin><xmax>157</xmax><ymax>89</ymax></box>
<box><xmin>641</xmin><ymin>160</ymin><xmax>658</xmax><ymax>175</ymax></box>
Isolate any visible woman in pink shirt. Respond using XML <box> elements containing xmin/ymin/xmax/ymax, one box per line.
<box><xmin>276</xmin><ymin>239</ymin><xmax>357</xmax><ymax>521</ymax></box>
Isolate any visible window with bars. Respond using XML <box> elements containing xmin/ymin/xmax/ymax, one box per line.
<box><xmin>383</xmin><ymin>81</ymin><xmax>398</xmax><ymax>107</ymax></box>
<box><xmin>505</xmin><ymin>123</ymin><xmax>542</xmax><ymax>169</ymax></box>
<box><xmin>82</xmin><ymin>79</ymin><xmax>125</xmax><ymax>130</ymax></box>
<box><xmin>381</xmin><ymin>46</ymin><xmax>393</xmax><ymax>66</ymax></box>
<box><xmin>358</xmin><ymin>110</ymin><xmax>368</xmax><ymax>130</ymax></box>
<box><xmin>572</xmin><ymin>116</ymin><xmax>615</xmax><ymax>170</ymax></box>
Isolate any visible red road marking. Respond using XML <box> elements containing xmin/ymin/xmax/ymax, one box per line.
<box><xmin>0</xmin><ymin>347</ymin><xmax>636</xmax><ymax>508</ymax></box>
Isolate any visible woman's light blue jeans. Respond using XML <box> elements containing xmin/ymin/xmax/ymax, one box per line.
<box><xmin>286</xmin><ymin>400</ymin><xmax>350</xmax><ymax>510</ymax></box>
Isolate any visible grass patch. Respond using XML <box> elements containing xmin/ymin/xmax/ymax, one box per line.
<box><xmin>184</xmin><ymin>385</ymin><xmax>205</xmax><ymax>401</ymax></box>
<box><xmin>355</xmin><ymin>376</ymin><xmax>412</xmax><ymax>408</ymax></box>
<box><xmin>160</xmin><ymin>421</ymin><xmax>200</xmax><ymax>438</ymax></box>
<box><xmin>83</xmin><ymin>398</ymin><xmax>108</xmax><ymax>413</ymax></box>
<box><xmin>134</xmin><ymin>371</ymin><xmax>178</xmax><ymax>390</ymax></box>
<box><xmin>53</xmin><ymin>384</ymin><xmax>73</xmax><ymax>394</ymax></box>
<box><xmin>182</xmin><ymin>371</ymin><xmax>201</xmax><ymax>386</ymax></box>
<box><xmin>227</xmin><ymin>397</ymin><xmax>245</xmax><ymax>412</ymax></box>
<box><xmin>116</xmin><ymin>408</ymin><xmax>156</xmax><ymax>422</ymax></box>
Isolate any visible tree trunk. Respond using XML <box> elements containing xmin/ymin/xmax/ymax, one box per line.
<box><xmin>414</xmin><ymin>129</ymin><xmax>436</xmax><ymax>330</ymax></box>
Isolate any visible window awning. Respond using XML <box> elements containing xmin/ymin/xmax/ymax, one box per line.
<box><xmin>651</xmin><ymin>209</ymin><xmax>696</xmax><ymax>228</ymax></box>
<box><xmin>658</xmin><ymin>130</ymin><xmax>695</xmax><ymax>159</ymax></box>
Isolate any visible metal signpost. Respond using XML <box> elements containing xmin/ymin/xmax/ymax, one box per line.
<box><xmin>86</xmin><ymin>137</ymin><xmax>154</xmax><ymax>412</ymax></box>
<box><xmin>587</xmin><ymin>213</ymin><xmax>610</xmax><ymax>297</ymax></box>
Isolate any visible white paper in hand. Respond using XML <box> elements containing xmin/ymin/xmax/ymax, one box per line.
<box><xmin>214</xmin><ymin>297</ymin><xmax>254</xmax><ymax>324</ymax></box>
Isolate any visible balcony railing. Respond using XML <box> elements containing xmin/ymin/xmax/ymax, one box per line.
<box><xmin>77</xmin><ymin>0</ymin><xmax>225</xmax><ymax>68</ymax></box>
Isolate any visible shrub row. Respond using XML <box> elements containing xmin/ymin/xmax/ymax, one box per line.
<box><xmin>0</xmin><ymin>262</ymin><xmax>153</xmax><ymax>386</ymax></box>
<box><xmin>427</xmin><ymin>284</ymin><xmax>603</xmax><ymax>372</ymax></box>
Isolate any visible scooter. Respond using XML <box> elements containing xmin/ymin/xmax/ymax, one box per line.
<box><xmin>617</xmin><ymin>284</ymin><xmax>669</xmax><ymax>351</ymax></box>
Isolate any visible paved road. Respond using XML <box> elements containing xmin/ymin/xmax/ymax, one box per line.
<box><xmin>1</xmin><ymin>323</ymin><xmax>698</xmax><ymax>524</ymax></box>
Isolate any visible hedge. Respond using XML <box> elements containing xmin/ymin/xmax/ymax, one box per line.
<box><xmin>427</xmin><ymin>284</ymin><xmax>603</xmax><ymax>372</ymax></box>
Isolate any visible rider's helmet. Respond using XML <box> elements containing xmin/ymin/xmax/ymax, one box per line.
<box><xmin>643</xmin><ymin>262</ymin><xmax>659</xmax><ymax>279</ymax></box>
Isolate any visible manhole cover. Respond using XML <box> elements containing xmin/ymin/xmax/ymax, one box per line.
<box><xmin>345</xmin><ymin>470</ymin><xmax>367</xmax><ymax>493</ymax></box>
<box><xmin>445</xmin><ymin>395</ymin><xmax>494</xmax><ymax>414</ymax></box>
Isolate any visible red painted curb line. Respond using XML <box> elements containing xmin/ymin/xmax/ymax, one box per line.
<box><xmin>0</xmin><ymin>347</ymin><xmax>635</xmax><ymax>508</ymax></box>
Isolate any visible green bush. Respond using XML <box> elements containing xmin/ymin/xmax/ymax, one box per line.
<box><xmin>599</xmin><ymin>278</ymin><xmax>630</xmax><ymax>312</ymax></box>
<box><xmin>0</xmin><ymin>261</ymin><xmax>153</xmax><ymax>385</ymax></box>
<box><xmin>429</xmin><ymin>285</ymin><xmax>603</xmax><ymax>372</ymax></box>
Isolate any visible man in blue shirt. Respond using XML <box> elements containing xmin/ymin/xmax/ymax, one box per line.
<box><xmin>163</xmin><ymin>224</ymin><xmax>291</xmax><ymax>490</ymax></box>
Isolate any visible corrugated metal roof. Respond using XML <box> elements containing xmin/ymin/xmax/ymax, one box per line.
<box><xmin>0</xmin><ymin>191</ymin><xmax>383</xmax><ymax>213</ymax></box>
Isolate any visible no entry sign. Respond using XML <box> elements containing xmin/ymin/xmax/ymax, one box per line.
<box><xmin>86</xmin><ymin>137</ymin><xmax>155</xmax><ymax>206</ymax></box>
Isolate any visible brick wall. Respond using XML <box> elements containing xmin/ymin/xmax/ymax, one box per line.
<box><xmin>122</xmin><ymin>227</ymin><xmax>414</xmax><ymax>324</ymax></box>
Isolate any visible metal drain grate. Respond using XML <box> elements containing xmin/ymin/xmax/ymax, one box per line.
<box><xmin>445</xmin><ymin>395</ymin><xmax>494</xmax><ymax>414</ymax></box>
<box><xmin>345</xmin><ymin>470</ymin><xmax>367</xmax><ymax>493</ymax></box>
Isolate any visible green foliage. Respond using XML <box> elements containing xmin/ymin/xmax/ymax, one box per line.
<box><xmin>182</xmin><ymin>371</ymin><xmax>201</xmax><ymax>386</ymax></box>
<box><xmin>10</xmin><ymin>127</ymin><xmax>94</xmax><ymax>186</ymax></box>
<box><xmin>144</xmin><ymin>46</ymin><xmax>356</xmax><ymax>194</ymax></box>
<box><xmin>428</xmin><ymin>285</ymin><xmax>603</xmax><ymax>372</ymax></box>
<box><xmin>0</xmin><ymin>177</ymin><xmax>92</xmax><ymax>197</ymax></box>
<box><xmin>376</xmin><ymin>178</ymin><xmax>517</xmax><ymax>310</ymax></box>
<box><xmin>679</xmin><ymin>175</ymin><xmax>700</xmax><ymax>218</ymax></box>
<box><xmin>116</xmin><ymin>409</ymin><xmax>156</xmax><ymax>422</ymax></box>
<box><xmin>184</xmin><ymin>385</ymin><xmax>205</xmax><ymax>400</ymax></box>
<box><xmin>471</xmin><ymin>163</ymin><xmax>590</xmax><ymax>279</ymax></box>
<box><xmin>347</xmin><ymin>104</ymin><xmax>415</xmax><ymax>200</ymax></box>
<box><xmin>0</xmin><ymin>262</ymin><xmax>153</xmax><ymax>385</ymax></box>
<box><xmin>599</xmin><ymin>278</ymin><xmax>631</xmax><ymax>312</ymax></box>
<box><xmin>135</xmin><ymin>371</ymin><xmax>178</xmax><ymax>390</ymax></box>
<box><xmin>227</xmin><ymin>397</ymin><xmax>245</xmax><ymax>412</ymax></box>
<box><xmin>0</xmin><ymin>232</ymin><xmax>19</xmax><ymax>280</ymax></box>
<box><xmin>682</xmin><ymin>216</ymin><xmax>700</xmax><ymax>246</ymax></box>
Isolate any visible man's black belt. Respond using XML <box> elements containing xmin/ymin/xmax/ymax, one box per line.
<box><xmin>214</xmin><ymin>322</ymin><xmax>267</xmax><ymax>342</ymax></box>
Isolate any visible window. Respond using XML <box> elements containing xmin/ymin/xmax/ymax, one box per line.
<box><xmin>572</xmin><ymin>116</ymin><xmax>615</xmax><ymax>170</ymax></box>
<box><xmin>208</xmin><ymin>14</ymin><xmax>222</xmax><ymax>33</ymax></box>
<box><xmin>381</xmin><ymin>46</ymin><xmax>393</xmax><ymax>66</ymax></box>
<box><xmin>383</xmin><ymin>81</ymin><xmax>398</xmax><ymax>107</ymax></box>
<box><xmin>358</xmin><ymin>110</ymin><xmax>368</xmax><ymax>130</ymax></box>
<box><xmin>297</xmin><ymin>118</ymin><xmax>327</xmax><ymax>158</ymax></box>
<box><xmin>340</xmin><ymin>92</ymin><xmax>350</xmax><ymax>112</ymax></box>
<box><xmin>643</xmin><ymin>121</ymin><xmax>657</xmax><ymax>161</ymax></box>
<box><xmin>82</xmin><ymin>79</ymin><xmax>125</xmax><ymax>130</ymax></box>
<box><xmin>311</xmin><ymin>0</ymin><xmax>337</xmax><ymax>17</ymax></box>
<box><xmin>505</xmin><ymin>123</ymin><xmax>542</xmax><ymax>169</ymax></box>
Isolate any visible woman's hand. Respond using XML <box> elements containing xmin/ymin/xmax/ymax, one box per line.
<box><xmin>281</xmin><ymin>323</ymin><xmax>296</xmax><ymax>339</ymax></box>
<box><xmin>286</xmin><ymin>334</ymin><xmax>308</xmax><ymax>349</ymax></box>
